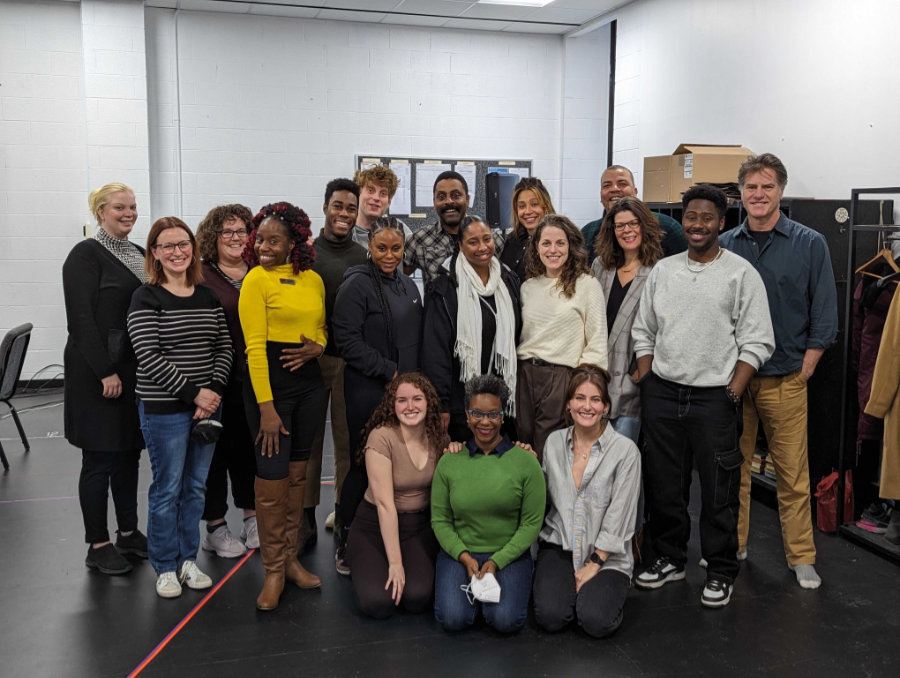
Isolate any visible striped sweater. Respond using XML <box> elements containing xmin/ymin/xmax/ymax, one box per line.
<box><xmin>127</xmin><ymin>284</ymin><xmax>233</xmax><ymax>414</ymax></box>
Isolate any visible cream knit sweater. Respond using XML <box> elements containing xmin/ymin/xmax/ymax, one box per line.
<box><xmin>517</xmin><ymin>274</ymin><xmax>608</xmax><ymax>369</ymax></box>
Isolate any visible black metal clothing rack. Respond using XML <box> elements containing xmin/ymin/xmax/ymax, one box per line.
<box><xmin>837</xmin><ymin>187</ymin><xmax>900</xmax><ymax>563</ymax></box>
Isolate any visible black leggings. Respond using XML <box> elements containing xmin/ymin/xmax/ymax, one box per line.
<box><xmin>244</xmin><ymin>343</ymin><xmax>327</xmax><ymax>481</ymax></box>
<box><xmin>203</xmin><ymin>378</ymin><xmax>256</xmax><ymax>520</ymax></box>
<box><xmin>346</xmin><ymin>500</ymin><xmax>437</xmax><ymax>618</ymax></box>
<box><xmin>79</xmin><ymin>449</ymin><xmax>141</xmax><ymax>544</ymax></box>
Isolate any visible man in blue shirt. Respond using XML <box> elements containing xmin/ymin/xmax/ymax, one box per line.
<box><xmin>581</xmin><ymin>165</ymin><xmax>687</xmax><ymax>265</ymax></box>
<box><xmin>719</xmin><ymin>153</ymin><xmax>838</xmax><ymax>590</ymax></box>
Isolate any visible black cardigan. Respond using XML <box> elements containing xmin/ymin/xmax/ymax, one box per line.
<box><xmin>62</xmin><ymin>239</ymin><xmax>145</xmax><ymax>451</ymax></box>
<box><xmin>421</xmin><ymin>265</ymin><xmax>522</xmax><ymax>415</ymax></box>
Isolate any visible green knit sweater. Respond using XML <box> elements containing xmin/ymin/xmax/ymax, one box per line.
<box><xmin>430</xmin><ymin>441</ymin><xmax>546</xmax><ymax>569</ymax></box>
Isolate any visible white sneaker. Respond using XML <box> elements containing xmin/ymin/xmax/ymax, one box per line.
<box><xmin>178</xmin><ymin>560</ymin><xmax>213</xmax><ymax>590</ymax></box>
<box><xmin>325</xmin><ymin>511</ymin><xmax>336</xmax><ymax>531</ymax></box>
<box><xmin>156</xmin><ymin>571</ymin><xmax>182</xmax><ymax>599</ymax></box>
<box><xmin>202</xmin><ymin>524</ymin><xmax>247</xmax><ymax>558</ymax></box>
<box><xmin>241</xmin><ymin>516</ymin><xmax>259</xmax><ymax>549</ymax></box>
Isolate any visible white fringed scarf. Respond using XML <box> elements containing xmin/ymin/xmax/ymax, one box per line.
<box><xmin>454</xmin><ymin>255</ymin><xmax>517</xmax><ymax>415</ymax></box>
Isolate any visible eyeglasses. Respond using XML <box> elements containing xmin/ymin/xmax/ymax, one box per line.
<box><xmin>467</xmin><ymin>409</ymin><xmax>504</xmax><ymax>422</ymax></box>
<box><xmin>613</xmin><ymin>220</ymin><xmax>641</xmax><ymax>232</ymax></box>
<box><xmin>154</xmin><ymin>240</ymin><xmax>192</xmax><ymax>253</ymax></box>
<box><xmin>218</xmin><ymin>228</ymin><xmax>249</xmax><ymax>239</ymax></box>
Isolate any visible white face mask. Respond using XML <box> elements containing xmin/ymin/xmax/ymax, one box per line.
<box><xmin>461</xmin><ymin>572</ymin><xmax>502</xmax><ymax>605</ymax></box>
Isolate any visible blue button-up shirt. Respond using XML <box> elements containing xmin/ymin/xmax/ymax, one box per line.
<box><xmin>719</xmin><ymin>213</ymin><xmax>838</xmax><ymax>377</ymax></box>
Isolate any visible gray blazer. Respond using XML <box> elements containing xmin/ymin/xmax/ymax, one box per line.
<box><xmin>590</xmin><ymin>261</ymin><xmax>653</xmax><ymax>419</ymax></box>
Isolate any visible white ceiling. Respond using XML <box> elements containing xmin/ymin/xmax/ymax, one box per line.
<box><xmin>145</xmin><ymin>0</ymin><xmax>626</xmax><ymax>34</ymax></box>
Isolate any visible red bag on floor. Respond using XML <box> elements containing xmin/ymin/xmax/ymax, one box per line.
<box><xmin>814</xmin><ymin>470</ymin><xmax>854</xmax><ymax>533</ymax></box>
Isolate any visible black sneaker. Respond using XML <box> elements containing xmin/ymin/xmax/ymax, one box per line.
<box><xmin>85</xmin><ymin>544</ymin><xmax>133</xmax><ymax>575</ymax></box>
<box><xmin>115</xmin><ymin>529</ymin><xmax>148</xmax><ymax>558</ymax></box>
<box><xmin>634</xmin><ymin>555</ymin><xmax>686</xmax><ymax>590</ymax></box>
<box><xmin>701</xmin><ymin>578</ymin><xmax>732</xmax><ymax>608</ymax></box>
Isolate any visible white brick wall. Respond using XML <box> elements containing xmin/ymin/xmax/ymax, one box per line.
<box><xmin>145</xmin><ymin>9</ymin><xmax>568</xmax><ymax>233</ymax></box>
<box><xmin>3</xmin><ymin>1</ymin><xmax>610</xmax><ymax>378</ymax></box>
<box><xmin>1</xmin><ymin>0</ymin><xmax>87</xmax><ymax>378</ymax></box>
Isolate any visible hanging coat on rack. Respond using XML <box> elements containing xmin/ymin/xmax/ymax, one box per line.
<box><xmin>865</xmin><ymin>289</ymin><xmax>900</xmax><ymax>500</ymax></box>
<box><xmin>852</xmin><ymin>276</ymin><xmax>897</xmax><ymax>440</ymax></box>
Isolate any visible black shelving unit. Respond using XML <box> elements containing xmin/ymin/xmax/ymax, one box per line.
<box><xmin>836</xmin><ymin>187</ymin><xmax>900</xmax><ymax>564</ymax></box>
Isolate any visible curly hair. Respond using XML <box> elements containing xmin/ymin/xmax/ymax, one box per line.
<box><xmin>354</xmin><ymin>165</ymin><xmax>399</xmax><ymax>198</ymax></box>
<box><xmin>523</xmin><ymin>214</ymin><xmax>590</xmax><ymax>298</ymax></box>
<box><xmin>595</xmin><ymin>196</ymin><xmax>663</xmax><ymax>269</ymax></box>
<box><xmin>510</xmin><ymin>177</ymin><xmax>555</xmax><ymax>238</ymax></box>
<box><xmin>355</xmin><ymin>372</ymin><xmax>449</xmax><ymax>463</ymax></box>
<box><xmin>682</xmin><ymin>184</ymin><xmax>728</xmax><ymax>219</ymax></box>
<box><xmin>195</xmin><ymin>204</ymin><xmax>253</xmax><ymax>262</ymax></box>
<box><xmin>243</xmin><ymin>202</ymin><xmax>315</xmax><ymax>274</ymax></box>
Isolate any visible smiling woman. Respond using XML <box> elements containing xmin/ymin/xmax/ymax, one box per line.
<box><xmin>331</xmin><ymin>216</ymin><xmax>424</xmax><ymax>575</ymax></box>
<box><xmin>517</xmin><ymin>215</ymin><xmax>609</xmax><ymax>460</ymax></box>
<box><xmin>345</xmin><ymin>373</ymin><xmax>448</xmax><ymax>619</ymax></box>
<box><xmin>63</xmin><ymin>182</ymin><xmax>149</xmax><ymax>577</ymax></box>
<box><xmin>238</xmin><ymin>201</ymin><xmax>328</xmax><ymax>610</ymax></box>
<box><xmin>127</xmin><ymin>217</ymin><xmax>234</xmax><ymax>600</ymax></box>
<box><xmin>430</xmin><ymin>374</ymin><xmax>545</xmax><ymax>634</ymax></box>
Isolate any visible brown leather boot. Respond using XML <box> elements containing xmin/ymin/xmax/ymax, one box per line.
<box><xmin>285</xmin><ymin>461</ymin><xmax>322</xmax><ymax>589</ymax></box>
<box><xmin>254</xmin><ymin>476</ymin><xmax>289</xmax><ymax>610</ymax></box>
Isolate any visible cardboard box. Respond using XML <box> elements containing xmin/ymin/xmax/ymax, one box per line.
<box><xmin>642</xmin><ymin>144</ymin><xmax>754</xmax><ymax>203</ymax></box>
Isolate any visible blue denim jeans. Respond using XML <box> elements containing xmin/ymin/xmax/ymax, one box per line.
<box><xmin>609</xmin><ymin>416</ymin><xmax>641</xmax><ymax>444</ymax></box>
<box><xmin>139</xmin><ymin>402</ymin><xmax>219</xmax><ymax>574</ymax></box>
<box><xmin>434</xmin><ymin>550</ymin><xmax>533</xmax><ymax>633</ymax></box>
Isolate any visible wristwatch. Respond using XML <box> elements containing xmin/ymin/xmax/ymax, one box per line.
<box><xmin>588</xmin><ymin>552</ymin><xmax>604</xmax><ymax>566</ymax></box>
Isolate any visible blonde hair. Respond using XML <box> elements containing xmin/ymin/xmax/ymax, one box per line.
<box><xmin>88</xmin><ymin>182</ymin><xmax>135</xmax><ymax>224</ymax></box>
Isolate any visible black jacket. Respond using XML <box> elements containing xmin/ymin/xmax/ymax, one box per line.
<box><xmin>422</xmin><ymin>265</ymin><xmax>522</xmax><ymax>415</ymax></box>
<box><xmin>499</xmin><ymin>232</ymin><xmax>529</xmax><ymax>283</ymax></box>
<box><xmin>332</xmin><ymin>263</ymin><xmax>423</xmax><ymax>384</ymax></box>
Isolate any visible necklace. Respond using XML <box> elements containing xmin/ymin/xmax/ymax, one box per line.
<box><xmin>685</xmin><ymin>248</ymin><xmax>724</xmax><ymax>279</ymax></box>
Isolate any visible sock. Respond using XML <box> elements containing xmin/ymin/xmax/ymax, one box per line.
<box><xmin>790</xmin><ymin>563</ymin><xmax>822</xmax><ymax>589</ymax></box>
<box><xmin>206</xmin><ymin>522</ymin><xmax>224</xmax><ymax>534</ymax></box>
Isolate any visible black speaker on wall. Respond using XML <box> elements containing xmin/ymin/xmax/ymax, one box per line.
<box><xmin>486</xmin><ymin>172</ymin><xmax>519</xmax><ymax>229</ymax></box>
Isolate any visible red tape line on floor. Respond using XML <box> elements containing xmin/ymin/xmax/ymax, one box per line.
<box><xmin>128</xmin><ymin>548</ymin><xmax>256</xmax><ymax>677</ymax></box>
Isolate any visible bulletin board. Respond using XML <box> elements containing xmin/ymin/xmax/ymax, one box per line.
<box><xmin>355</xmin><ymin>155</ymin><xmax>533</xmax><ymax>232</ymax></box>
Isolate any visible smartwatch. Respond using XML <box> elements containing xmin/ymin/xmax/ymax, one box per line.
<box><xmin>588</xmin><ymin>552</ymin><xmax>604</xmax><ymax>566</ymax></box>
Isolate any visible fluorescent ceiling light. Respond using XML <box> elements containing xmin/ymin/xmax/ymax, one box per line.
<box><xmin>478</xmin><ymin>0</ymin><xmax>556</xmax><ymax>7</ymax></box>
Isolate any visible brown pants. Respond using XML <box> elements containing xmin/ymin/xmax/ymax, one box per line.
<box><xmin>516</xmin><ymin>361</ymin><xmax>572</xmax><ymax>462</ymax></box>
<box><xmin>737</xmin><ymin>372</ymin><xmax>816</xmax><ymax>565</ymax></box>
<box><xmin>305</xmin><ymin>354</ymin><xmax>351</xmax><ymax>508</ymax></box>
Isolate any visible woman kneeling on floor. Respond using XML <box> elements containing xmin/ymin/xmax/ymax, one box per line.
<box><xmin>346</xmin><ymin>373</ymin><xmax>448</xmax><ymax>618</ymax></box>
<box><xmin>431</xmin><ymin>374</ymin><xmax>545</xmax><ymax>633</ymax></box>
<box><xmin>532</xmin><ymin>364</ymin><xmax>641</xmax><ymax>637</ymax></box>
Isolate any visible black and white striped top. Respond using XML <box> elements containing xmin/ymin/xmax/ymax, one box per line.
<box><xmin>127</xmin><ymin>284</ymin><xmax>233</xmax><ymax>414</ymax></box>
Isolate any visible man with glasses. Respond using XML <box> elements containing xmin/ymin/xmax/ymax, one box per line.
<box><xmin>720</xmin><ymin>153</ymin><xmax>837</xmax><ymax>590</ymax></box>
<box><xmin>632</xmin><ymin>184</ymin><xmax>774</xmax><ymax>609</ymax></box>
<box><xmin>582</xmin><ymin>165</ymin><xmax>687</xmax><ymax>265</ymax></box>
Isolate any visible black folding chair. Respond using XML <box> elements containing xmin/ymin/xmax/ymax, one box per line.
<box><xmin>0</xmin><ymin>323</ymin><xmax>33</xmax><ymax>471</ymax></box>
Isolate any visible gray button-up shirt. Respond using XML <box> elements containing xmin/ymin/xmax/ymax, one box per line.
<box><xmin>539</xmin><ymin>424</ymin><xmax>641</xmax><ymax>577</ymax></box>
